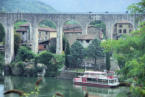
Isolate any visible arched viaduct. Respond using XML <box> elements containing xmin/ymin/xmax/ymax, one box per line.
<box><xmin>0</xmin><ymin>12</ymin><xmax>144</xmax><ymax>64</ymax></box>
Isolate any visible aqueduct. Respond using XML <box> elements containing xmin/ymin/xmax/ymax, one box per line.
<box><xmin>0</xmin><ymin>12</ymin><xmax>144</xmax><ymax>64</ymax></box>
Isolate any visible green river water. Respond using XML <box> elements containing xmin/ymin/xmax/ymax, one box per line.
<box><xmin>2</xmin><ymin>76</ymin><xmax>129</xmax><ymax>97</ymax></box>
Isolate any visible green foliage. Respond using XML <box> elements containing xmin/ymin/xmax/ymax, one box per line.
<box><xmin>15</xmin><ymin>46</ymin><xmax>36</xmax><ymax>62</ymax></box>
<box><xmin>87</xmin><ymin>39</ymin><xmax>104</xmax><ymax>67</ymax></box>
<box><xmin>70</xmin><ymin>41</ymin><xmax>84</xmax><ymax>68</ymax></box>
<box><xmin>102</xmin><ymin>21</ymin><xmax>145</xmax><ymax>97</ymax></box>
<box><xmin>39</xmin><ymin>20</ymin><xmax>56</xmax><ymax>29</ymax></box>
<box><xmin>106</xmin><ymin>52</ymin><xmax>111</xmax><ymax>71</ymax></box>
<box><xmin>90</xmin><ymin>20</ymin><xmax>106</xmax><ymax>38</ymax></box>
<box><xmin>0</xmin><ymin>23</ymin><xmax>5</xmax><ymax>42</ymax></box>
<box><xmin>52</xmin><ymin>54</ymin><xmax>65</xmax><ymax>70</ymax></box>
<box><xmin>14</xmin><ymin>21</ymin><xmax>27</xmax><ymax>30</ymax></box>
<box><xmin>65</xmin><ymin>20</ymin><xmax>79</xmax><ymax>25</ymax></box>
<box><xmin>0</xmin><ymin>52</ymin><xmax>4</xmax><ymax>75</ymax></box>
<box><xmin>0</xmin><ymin>0</ymin><xmax>56</xmax><ymax>13</ymax></box>
<box><xmin>128</xmin><ymin>0</ymin><xmax>145</xmax><ymax>14</ymax></box>
<box><xmin>37</xmin><ymin>51</ymin><xmax>53</xmax><ymax>65</ymax></box>
<box><xmin>37</xmin><ymin>51</ymin><xmax>65</xmax><ymax>76</ymax></box>
<box><xmin>14</xmin><ymin>32</ymin><xmax>21</xmax><ymax>55</ymax></box>
<box><xmin>63</xmin><ymin>37</ymin><xmax>70</xmax><ymax>68</ymax></box>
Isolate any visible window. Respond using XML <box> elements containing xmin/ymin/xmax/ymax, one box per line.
<box><xmin>44</xmin><ymin>45</ymin><xmax>46</xmax><ymax>48</ymax></box>
<box><xmin>123</xmin><ymin>29</ymin><xmax>126</xmax><ymax>33</ymax></box>
<box><xmin>119</xmin><ymin>24</ymin><xmax>122</xmax><ymax>28</ymax></box>
<box><xmin>129</xmin><ymin>29</ymin><xmax>132</xmax><ymax>32</ymax></box>
<box><xmin>119</xmin><ymin>29</ymin><xmax>122</xmax><ymax>33</ymax></box>
<box><xmin>128</xmin><ymin>24</ymin><xmax>132</xmax><ymax>28</ymax></box>
<box><xmin>86</xmin><ymin>40</ymin><xmax>90</xmax><ymax>43</ymax></box>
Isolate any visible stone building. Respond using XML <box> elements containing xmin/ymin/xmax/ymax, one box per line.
<box><xmin>16</xmin><ymin>24</ymin><xmax>30</xmax><ymax>43</ymax></box>
<box><xmin>16</xmin><ymin>24</ymin><xmax>57</xmax><ymax>51</ymax></box>
<box><xmin>38</xmin><ymin>27</ymin><xmax>57</xmax><ymax>42</ymax></box>
<box><xmin>113</xmin><ymin>20</ymin><xmax>133</xmax><ymax>39</ymax></box>
<box><xmin>63</xmin><ymin>25</ymin><xmax>82</xmax><ymax>45</ymax></box>
<box><xmin>63</xmin><ymin>25</ymin><xmax>104</xmax><ymax>46</ymax></box>
<box><xmin>76</xmin><ymin>35</ymin><xmax>95</xmax><ymax>48</ymax></box>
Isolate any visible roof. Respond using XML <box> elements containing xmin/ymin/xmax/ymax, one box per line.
<box><xmin>38</xmin><ymin>27</ymin><xmax>56</xmax><ymax>32</ymax></box>
<box><xmin>77</xmin><ymin>35</ymin><xmax>95</xmax><ymax>40</ymax></box>
<box><xmin>116</xmin><ymin>20</ymin><xmax>131</xmax><ymax>24</ymax></box>
<box><xmin>64</xmin><ymin>30</ymin><xmax>82</xmax><ymax>33</ymax></box>
<box><xmin>16</xmin><ymin>27</ymin><xmax>57</xmax><ymax>32</ymax></box>
<box><xmin>84</xmin><ymin>71</ymin><xmax>106</xmax><ymax>74</ymax></box>
<box><xmin>63</xmin><ymin>25</ymin><xmax>81</xmax><ymax>29</ymax></box>
<box><xmin>16</xmin><ymin>29</ymin><xmax>27</xmax><ymax>32</ymax></box>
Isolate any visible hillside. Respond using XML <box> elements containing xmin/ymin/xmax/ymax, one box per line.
<box><xmin>0</xmin><ymin>0</ymin><xmax>56</xmax><ymax>13</ymax></box>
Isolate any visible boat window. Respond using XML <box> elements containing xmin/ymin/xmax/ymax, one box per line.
<box><xmin>87</xmin><ymin>78</ymin><xmax>97</xmax><ymax>82</ymax></box>
<box><xmin>102</xmin><ymin>79</ymin><xmax>108</xmax><ymax>84</ymax></box>
<box><xmin>109</xmin><ymin>80</ymin><xmax>114</xmax><ymax>83</ymax></box>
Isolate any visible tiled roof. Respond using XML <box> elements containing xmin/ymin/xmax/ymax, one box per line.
<box><xmin>16</xmin><ymin>29</ymin><xmax>27</xmax><ymax>32</ymax></box>
<box><xmin>116</xmin><ymin>20</ymin><xmax>131</xmax><ymax>24</ymax></box>
<box><xmin>38</xmin><ymin>27</ymin><xmax>56</xmax><ymax>32</ymax></box>
<box><xmin>77</xmin><ymin>35</ymin><xmax>95</xmax><ymax>40</ymax></box>
<box><xmin>64</xmin><ymin>30</ymin><xmax>82</xmax><ymax>33</ymax></box>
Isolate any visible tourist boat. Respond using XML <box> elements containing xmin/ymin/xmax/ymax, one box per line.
<box><xmin>73</xmin><ymin>70</ymin><xmax>119</xmax><ymax>88</ymax></box>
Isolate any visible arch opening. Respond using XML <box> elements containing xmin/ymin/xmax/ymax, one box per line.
<box><xmin>0</xmin><ymin>23</ymin><xmax>5</xmax><ymax>75</ymax></box>
<box><xmin>63</xmin><ymin>20</ymin><xmax>82</xmax><ymax>46</ymax></box>
<box><xmin>87</xmin><ymin>20</ymin><xmax>106</xmax><ymax>40</ymax></box>
<box><xmin>14</xmin><ymin>20</ymin><xmax>31</xmax><ymax>55</ymax></box>
<box><xmin>113</xmin><ymin>20</ymin><xmax>133</xmax><ymax>40</ymax></box>
<box><xmin>38</xmin><ymin>19</ymin><xmax>57</xmax><ymax>53</ymax></box>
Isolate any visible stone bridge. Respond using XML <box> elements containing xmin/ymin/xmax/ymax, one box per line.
<box><xmin>0</xmin><ymin>12</ymin><xmax>144</xmax><ymax>64</ymax></box>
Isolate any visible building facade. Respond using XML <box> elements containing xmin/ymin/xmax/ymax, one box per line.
<box><xmin>113</xmin><ymin>21</ymin><xmax>133</xmax><ymax>39</ymax></box>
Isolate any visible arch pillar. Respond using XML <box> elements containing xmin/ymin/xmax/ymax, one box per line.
<box><xmin>4</xmin><ymin>24</ymin><xmax>14</xmax><ymax>64</ymax></box>
<box><xmin>82</xmin><ymin>24</ymin><xmax>88</xmax><ymax>35</ymax></box>
<box><xmin>105</xmin><ymin>22</ymin><xmax>113</xmax><ymax>39</ymax></box>
<box><xmin>56</xmin><ymin>22</ymin><xmax>63</xmax><ymax>54</ymax></box>
<box><xmin>31</xmin><ymin>24</ymin><xmax>38</xmax><ymax>53</ymax></box>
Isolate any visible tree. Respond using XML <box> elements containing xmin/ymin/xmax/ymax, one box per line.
<box><xmin>14</xmin><ymin>32</ymin><xmax>21</xmax><ymax>55</ymax></box>
<box><xmin>128</xmin><ymin>0</ymin><xmax>145</xmax><ymax>14</ymax></box>
<box><xmin>106</xmin><ymin>52</ymin><xmax>111</xmax><ymax>71</ymax></box>
<box><xmin>15</xmin><ymin>46</ymin><xmax>35</xmax><ymax>62</ymax></box>
<box><xmin>48</xmin><ymin>38</ymin><xmax>56</xmax><ymax>53</ymax></box>
<box><xmin>87</xmin><ymin>39</ymin><xmax>104</xmax><ymax>69</ymax></box>
<box><xmin>101</xmin><ymin>22</ymin><xmax>145</xmax><ymax>97</ymax></box>
<box><xmin>63</xmin><ymin>37</ymin><xmax>70</xmax><ymax>68</ymax></box>
<box><xmin>90</xmin><ymin>20</ymin><xmax>106</xmax><ymax>38</ymax></box>
<box><xmin>0</xmin><ymin>23</ymin><xmax>5</xmax><ymax>42</ymax></box>
<box><xmin>37</xmin><ymin>51</ymin><xmax>65</xmax><ymax>76</ymax></box>
<box><xmin>70</xmin><ymin>41</ymin><xmax>84</xmax><ymax>68</ymax></box>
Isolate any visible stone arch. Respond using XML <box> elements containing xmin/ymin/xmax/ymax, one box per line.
<box><xmin>87</xmin><ymin>20</ymin><xmax>106</xmax><ymax>40</ymax></box>
<box><xmin>38</xmin><ymin>19</ymin><xmax>57</xmax><ymax>53</ymax></box>
<box><xmin>63</xmin><ymin>19</ymin><xmax>83</xmax><ymax>46</ymax></box>
<box><xmin>112</xmin><ymin>20</ymin><xmax>134</xmax><ymax>39</ymax></box>
<box><xmin>37</xmin><ymin>18</ymin><xmax>57</xmax><ymax>27</ymax></box>
<box><xmin>13</xmin><ymin>20</ymin><xmax>32</xmax><ymax>55</ymax></box>
<box><xmin>0</xmin><ymin>22</ymin><xmax>6</xmax><ymax>64</ymax></box>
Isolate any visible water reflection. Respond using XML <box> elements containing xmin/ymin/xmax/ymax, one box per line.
<box><xmin>4</xmin><ymin>76</ymin><xmax>128</xmax><ymax>97</ymax></box>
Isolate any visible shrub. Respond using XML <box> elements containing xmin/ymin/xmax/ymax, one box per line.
<box><xmin>37</xmin><ymin>50</ymin><xmax>53</xmax><ymax>65</ymax></box>
<box><xmin>36</xmin><ymin>51</ymin><xmax>65</xmax><ymax>76</ymax></box>
<box><xmin>15</xmin><ymin>46</ymin><xmax>36</xmax><ymax>62</ymax></box>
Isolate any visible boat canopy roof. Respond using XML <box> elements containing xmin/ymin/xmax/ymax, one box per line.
<box><xmin>84</xmin><ymin>71</ymin><xmax>106</xmax><ymax>74</ymax></box>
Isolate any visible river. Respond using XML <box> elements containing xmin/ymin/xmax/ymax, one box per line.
<box><xmin>2</xmin><ymin>76</ymin><xmax>129</xmax><ymax>97</ymax></box>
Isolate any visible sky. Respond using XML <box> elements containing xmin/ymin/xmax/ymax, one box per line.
<box><xmin>39</xmin><ymin>0</ymin><xmax>140</xmax><ymax>13</ymax></box>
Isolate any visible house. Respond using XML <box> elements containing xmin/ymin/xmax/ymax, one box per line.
<box><xmin>38</xmin><ymin>27</ymin><xmax>57</xmax><ymax>42</ymax></box>
<box><xmin>16</xmin><ymin>24</ymin><xmax>30</xmax><ymax>43</ymax></box>
<box><xmin>16</xmin><ymin>24</ymin><xmax>57</xmax><ymax>51</ymax></box>
<box><xmin>76</xmin><ymin>35</ymin><xmax>96</xmax><ymax>48</ymax></box>
<box><xmin>113</xmin><ymin>20</ymin><xmax>133</xmax><ymax>39</ymax></box>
